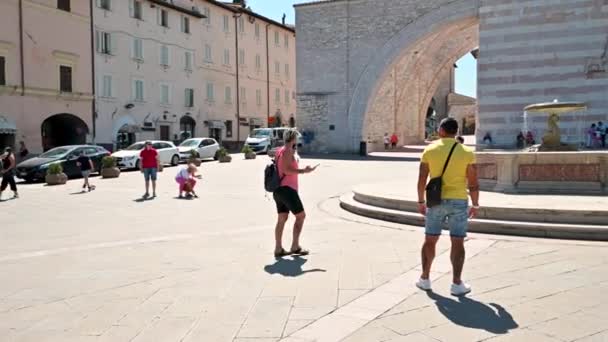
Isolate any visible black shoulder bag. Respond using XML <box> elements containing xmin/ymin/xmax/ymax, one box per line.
<box><xmin>425</xmin><ymin>143</ymin><xmax>458</xmax><ymax>207</ymax></box>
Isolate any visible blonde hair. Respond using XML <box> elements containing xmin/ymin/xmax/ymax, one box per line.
<box><xmin>284</xmin><ymin>129</ymin><xmax>299</xmax><ymax>144</ymax></box>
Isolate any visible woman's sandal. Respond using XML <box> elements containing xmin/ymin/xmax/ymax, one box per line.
<box><xmin>290</xmin><ymin>247</ymin><xmax>310</xmax><ymax>256</ymax></box>
<box><xmin>274</xmin><ymin>248</ymin><xmax>289</xmax><ymax>258</ymax></box>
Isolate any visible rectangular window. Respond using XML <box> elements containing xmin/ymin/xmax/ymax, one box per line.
<box><xmin>284</xmin><ymin>33</ymin><xmax>289</xmax><ymax>48</ymax></box>
<box><xmin>185</xmin><ymin>88</ymin><xmax>194</xmax><ymax>107</ymax></box>
<box><xmin>59</xmin><ymin>65</ymin><xmax>72</xmax><ymax>92</ymax></box>
<box><xmin>203</xmin><ymin>7</ymin><xmax>210</xmax><ymax>25</ymax></box>
<box><xmin>96</xmin><ymin>31</ymin><xmax>113</xmax><ymax>55</ymax></box>
<box><xmin>223</xmin><ymin>15</ymin><xmax>229</xmax><ymax>32</ymax></box>
<box><xmin>130</xmin><ymin>0</ymin><xmax>142</xmax><ymax>20</ymax></box>
<box><xmin>255</xmin><ymin>54</ymin><xmax>261</xmax><ymax>70</ymax></box>
<box><xmin>255</xmin><ymin>23</ymin><xmax>260</xmax><ymax>39</ymax></box>
<box><xmin>226</xmin><ymin>120</ymin><xmax>233</xmax><ymax>138</ymax></box>
<box><xmin>134</xmin><ymin>79</ymin><xmax>144</xmax><ymax>101</ymax></box>
<box><xmin>160</xmin><ymin>84</ymin><xmax>170</xmax><ymax>105</ymax></box>
<box><xmin>240</xmin><ymin>87</ymin><xmax>246</xmax><ymax>103</ymax></box>
<box><xmin>238</xmin><ymin>16</ymin><xmax>245</xmax><ymax>33</ymax></box>
<box><xmin>181</xmin><ymin>16</ymin><xmax>190</xmax><ymax>34</ymax></box>
<box><xmin>275</xmin><ymin>61</ymin><xmax>280</xmax><ymax>74</ymax></box>
<box><xmin>206</xmin><ymin>82</ymin><xmax>214</xmax><ymax>101</ymax></box>
<box><xmin>57</xmin><ymin>0</ymin><xmax>70</xmax><ymax>12</ymax></box>
<box><xmin>102</xmin><ymin>75</ymin><xmax>112</xmax><ymax>97</ymax></box>
<box><xmin>185</xmin><ymin>51</ymin><xmax>193</xmax><ymax>71</ymax></box>
<box><xmin>238</xmin><ymin>49</ymin><xmax>245</xmax><ymax>66</ymax></box>
<box><xmin>159</xmin><ymin>9</ymin><xmax>169</xmax><ymax>28</ymax></box>
<box><xmin>225</xmin><ymin>86</ymin><xmax>232</xmax><ymax>104</ymax></box>
<box><xmin>285</xmin><ymin>64</ymin><xmax>290</xmax><ymax>79</ymax></box>
<box><xmin>223</xmin><ymin>49</ymin><xmax>230</xmax><ymax>66</ymax></box>
<box><xmin>256</xmin><ymin>89</ymin><xmax>262</xmax><ymax>106</ymax></box>
<box><xmin>0</xmin><ymin>56</ymin><xmax>5</xmax><ymax>86</ymax></box>
<box><xmin>132</xmin><ymin>38</ymin><xmax>143</xmax><ymax>60</ymax></box>
<box><xmin>160</xmin><ymin>45</ymin><xmax>169</xmax><ymax>66</ymax></box>
<box><xmin>204</xmin><ymin>45</ymin><xmax>212</xmax><ymax>62</ymax></box>
<box><xmin>285</xmin><ymin>90</ymin><xmax>290</xmax><ymax>105</ymax></box>
<box><xmin>97</xmin><ymin>0</ymin><xmax>111</xmax><ymax>10</ymax></box>
<box><xmin>274</xmin><ymin>31</ymin><xmax>280</xmax><ymax>46</ymax></box>
<box><xmin>275</xmin><ymin>88</ymin><xmax>280</xmax><ymax>104</ymax></box>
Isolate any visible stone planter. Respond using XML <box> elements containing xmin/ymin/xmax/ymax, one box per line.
<box><xmin>189</xmin><ymin>158</ymin><xmax>202</xmax><ymax>166</ymax></box>
<box><xmin>245</xmin><ymin>152</ymin><xmax>257</xmax><ymax>160</ymax></box>
<box><xmin>101</xmin><ymin>167</ymin><xmax>121</xmax><ymax>179</ymax></box>
<box><xmin>45</xmin><ymin>173</ymin><xmax>68</xmax><ymax>185</ymax></box>
<box><xmin>219</xmin><ymin>155</ymin><xmax>232</xmax><ymax>163</ymax></box>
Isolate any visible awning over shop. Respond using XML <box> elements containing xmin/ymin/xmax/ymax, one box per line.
<box><xmin>0</xmin><ymin>116</ymin><xmax>16</xmax><ymax>134</ymax></box>
<box><xmin>208</xmin><ymin>120</ymin><xmax>226</xmax><ymax>129</ymax></box>
<box><xmin>249</xmin><ymin>118</ymin><xmax>265</xmax><ymax>126</ymax></box>
<box><xmin>118</xmin><ymin>124</ymin><xmax>141</xmax><ymax>134</ymax></box>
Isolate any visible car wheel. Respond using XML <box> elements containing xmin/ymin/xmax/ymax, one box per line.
<box><xmin>135</xmin><ymin>159</ymin><xmax>140</xmax><ymax>170</ymax></box>
<box><xmin>213</xmin><ymin>151</ymin><xmax>219</xmax><ymax>161</ymax></box>
<box><xmin>171</xmin><ymin>154</ymin><xmax>179</xmax><ymax>166</ymax></box>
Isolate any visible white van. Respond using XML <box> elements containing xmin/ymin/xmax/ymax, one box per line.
<box><xmin>245</xmin><ymin>128</ymin><xmax>274</xmax><ymax>154</ymax></box>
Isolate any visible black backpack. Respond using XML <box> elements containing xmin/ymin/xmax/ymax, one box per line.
<box><xmin>264</xmin><ymin>157</ymin><xmax>284</xmax><ymax>193</ymax></box>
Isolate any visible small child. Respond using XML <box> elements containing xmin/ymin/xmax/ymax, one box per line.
<box><xmin>175</xmin><ymin>163</ymin><xmax>201</xmax><ymax>198</ymax></box>
<box><xmin>76</xmin><ymin>150</ymin><xmax>95</xmax><ymax>192</ymax></box>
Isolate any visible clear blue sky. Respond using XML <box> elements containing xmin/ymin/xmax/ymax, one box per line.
<box><xmin>247</xmin><ymin>0</ymin><xmax>477</xmax><ymax>98</ymax></box>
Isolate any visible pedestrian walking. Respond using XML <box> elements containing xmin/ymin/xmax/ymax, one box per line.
<box><xmin>390</xmin><ymin>133</ymin><xmax>399</xmax><ymax>149</ymax></box>
<box><xmin>416</xmin><ymin>117</ymin><xmax>479</xmax><ymax>296</ymax></box>
<box><xmin>18</xmin><ymin>141</ymin><xmax>29</xmax><ymax>161</ymax></box>
<box><xmin>140</xmin><ymin>141</ymin><xmax>159</xmax><ymax>199</ymax></box>
<box><xmin>0</xmin><ymin>147</ymin><xmax>18</xmax><ymax>200</ymax></box>
<box><xmin>598</xmin><ymin>121</ymin><xmax>606</xmax><ymax>148</ymax></box>
<box><xmin>76</xmin><ymin>150</ymin><xmax>95</xmax><ymax>192</ymax></box>
<box><xmin>272</xmin><ymin>129</ymin><xmax>318</xmax><ymax>258</ymax></box>
<box><xmin>587</xmin><ymin>124</ymin><xmax>597</xmax><ymax>148</ymax></box>
<box><xmin>383</xmin><ymin>133</ymin><xmax>390</xmax><ymax>150</ymax></box>
<box><xmin>175</xmin><ymin>163</ymin><xmax>201</xmax><ymax>198</ymax></box>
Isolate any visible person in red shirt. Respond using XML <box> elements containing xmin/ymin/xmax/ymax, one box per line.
<box><xmin>139</xmin><ymin>141</ymin><xmax>160</xmax><ymax>199</ymax></box>
<box><xmin>390</xmin><ymin>133</ymin><xmax>399</xmax><ymax>149</ymax></box>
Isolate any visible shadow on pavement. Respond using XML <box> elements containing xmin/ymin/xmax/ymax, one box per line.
<box><xmin>69</xmin><ymin>190</ymin><xmax>88</xmax><ymax>195</ymax></box>
<box><xmin>427</xmin><ymin>292</ymin><xmax>518</xmax><ymax>334</ymax></box>
<box><xmin>264</xmin><ymin>256</ymin><xmax>326</xmax><ymax>277</ymax></box>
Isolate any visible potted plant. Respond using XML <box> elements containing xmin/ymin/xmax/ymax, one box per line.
<box><xmin>188</xmin><ymin>149</ymin><xmax>202</xmax><ymax>166</ymax></box>
<box><xmin>218</xmin><ymin>147</ymin><xmax>232</xmax><ymax>163</ymax></box>
<box><xmin>242</xmin><ymin>145</ymin><xmax>256</xmax><ymax>160</ymax></box>
<box><xmin>101</xmin><ymin>156</ymin><xmax>121</xmax><ymax>179</ymax></box>
<box><xmin>45</xmin><ymin>162</ymin><xmax>68</xmax><ymax>185</ymax></box>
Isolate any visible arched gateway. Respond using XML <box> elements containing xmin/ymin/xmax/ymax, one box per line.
<box><xmin>295</xmin><ymin>0</ymin><xmax>608</xmax><ymax>152</ymax></box>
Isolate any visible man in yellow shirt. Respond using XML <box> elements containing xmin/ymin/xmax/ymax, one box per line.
<box><xmin>416</xmin><ymin>118</ymin><xmax>479</xmax><ymax>296</ymax></box>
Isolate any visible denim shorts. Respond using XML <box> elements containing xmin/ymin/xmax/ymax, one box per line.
<box><xmin>425</xmin><ymin>199</ymin><xmax>469</xmax><ymax>238</ymax></box>
<box><xmin>143</xmin><ymin>168</ymin><xmax>158</xmax><ymax>181</ymax></box>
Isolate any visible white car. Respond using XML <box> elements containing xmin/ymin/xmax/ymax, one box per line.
<box><xmin>178</xmin><ymin>138</ymin><xmax>220</xmax><ymax>161</ymax></box>
<box><xmin>245</xmin><ymin>128</ymin><xmax>273</xmax><ymax>154</ymax></box>
<box><xmin>112</xmin><ymin>140</ymin><xmax>180</xmax><ymax>169</ymax></box>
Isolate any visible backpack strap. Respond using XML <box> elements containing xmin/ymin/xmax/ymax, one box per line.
<box><xmin>440</xmin><ymin>142</ymin><xmax>459</xmax><ymax>176</ymax></box>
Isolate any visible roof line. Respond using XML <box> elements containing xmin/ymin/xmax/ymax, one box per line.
<box><xmin>147</xmin><ymin>0</ymin><xmax>206</xmax><ymax>18</ymax></box>
<box><xmin>293</xmin><ymin>0</ymin><xmax>347</xmax><ymax>9</ymax></box>
<box><xmin>203</xmin><ymin>0</ymin><xmax>295</xmax><ymax>32</ymax></box>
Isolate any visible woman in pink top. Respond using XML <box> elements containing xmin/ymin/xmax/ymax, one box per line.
<box><xmin>272</xmin><ymin>129</ymin><xmax>318</xmax><ymax>258</ymax></box>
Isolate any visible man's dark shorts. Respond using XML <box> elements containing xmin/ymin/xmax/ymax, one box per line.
<box><xmin>273</xmin><ymin>186</ymin><xmax>304</xmax><ymax>214</ymax></box>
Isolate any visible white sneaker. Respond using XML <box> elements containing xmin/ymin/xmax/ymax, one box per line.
<box><xmin>451</xmin><ymin>282</ymin><xmax>472</xmax><ymax>296</ymax></box>
<box><xmin>416</xmin><ymin>278</ymin><xmax>432</xmax><ymax>291</ymax></box>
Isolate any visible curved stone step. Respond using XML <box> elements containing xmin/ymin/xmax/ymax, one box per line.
<box><xmin>340</xmin><ymin>194</ymin><xmax>608</xmax><ymax>241</ymax></box>
<box><xmin>352</xmin><ymin>188</ymin><xmax>608</xmax><ymax>226</ymax></box>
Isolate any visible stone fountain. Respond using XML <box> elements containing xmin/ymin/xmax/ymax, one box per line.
<box><xmin>523</xmin><ymin>100</ymin><xmax>587</xmax><ymax>151</ymax></box>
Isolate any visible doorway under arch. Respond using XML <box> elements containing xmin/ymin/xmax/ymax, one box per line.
<box><xmin>41</xmin><ymin>113</ymin><xmax>89</xmax><ymax>151</ymax></box>
<box><xmin>180</xmin><ymin>116</ymin><xmax>196</xmax><ymax>141</ymax></box>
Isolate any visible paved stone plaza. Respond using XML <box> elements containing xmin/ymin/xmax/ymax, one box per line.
<box><xmin>1</xmin><ymin>154</ymin><xmax>608</xmax><ymax>341</ymax></box>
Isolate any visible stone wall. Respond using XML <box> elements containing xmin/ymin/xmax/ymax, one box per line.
<box><xmin>477</xmin><ymin>0</ymin><xmax>608</xmax><ymax>148</ymax></box>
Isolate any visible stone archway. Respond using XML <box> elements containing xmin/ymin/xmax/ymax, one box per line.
<box><xmin>346</xmin><ymin>0</ymin><xmax>479</xmax><ymax>151</ymax></box>
<box><xmin>41</xmin><ymin>113</ymin><xmax>89</xmax><ymax>151</ymax></box>
<box><xmin>180</xmin><ymin>115</ymin><xmax>196</xmax><ymax>141</ymax></box>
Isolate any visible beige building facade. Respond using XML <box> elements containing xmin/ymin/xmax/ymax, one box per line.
<box><xmin>94</xmin><ymin>0</ymin><xmax>296</xmax><ymax>151</ymax></box>
<box><xmin>0</xmin><ymin>0</ymin><xmax>94</xmax><ymax>154</ymax></box>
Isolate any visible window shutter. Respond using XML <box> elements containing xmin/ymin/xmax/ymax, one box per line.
<box><xmin>96</xmin><ymin>0</ymin><xmax>102</xmax><ymax>8</ymax></box>
<box><xmin>157</xmin><ymin>8</ymin><xmax>161</xmax><ymax>25</ymax></box>
<box><xmin>110</xmin><ymin>34</ymin><xmax>117</xmax><ymax>55</ymax></box>
<box><xmin>96</xmin><ymin>31</ymin><xmax>102</xmax><ymax>53</ymax></box>
<box><xmin>128</xmin><ymin>0</ymin><xmax>134</xmax><ymax>17</ymax></box>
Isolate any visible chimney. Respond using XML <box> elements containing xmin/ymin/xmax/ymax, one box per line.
<box><xmin>282</xmin><ymin>13</ymin><xmax>286</xmax><ymax>25</ymax></box>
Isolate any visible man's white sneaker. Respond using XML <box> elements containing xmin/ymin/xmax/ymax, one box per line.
<box><xmin>451</xmin><ymin>282</ymin><xmax>472</xmax><ymax>296</ymax></box>
<box><xmin>416</xmin><ymin>278</ymin><xmax>432</xmax><ymax>291</ymax></box>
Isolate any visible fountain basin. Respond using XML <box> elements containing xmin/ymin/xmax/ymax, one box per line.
<box><xmin>476</xmin><ymin>151</ymin><xmax>608</xmax><ymax>195</ymax></box>
<box><xmin>523</xmin><ymin>101</ymin><xmax>587</xmax><ymax>151</ymax></box>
